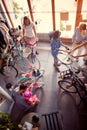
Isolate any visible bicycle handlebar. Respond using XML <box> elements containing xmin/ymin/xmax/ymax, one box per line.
<box><xmin>58</xmin><ymin>48</ymin><xmax>75</xmax><ymax>58</ymax></box>
<box><xmin>58</xmin><ymin>41</ymin><xmax>87</xmax><ymax>59</ymax></box>
<box><xmin>23</xmin><ymin>36</ymin><xmax>38</xmax><ymax>46</ymax></box>
<box><xmin>58</xmin><ymin>47</ymin><xmax>87</xmax><ymax>59</ymax></box>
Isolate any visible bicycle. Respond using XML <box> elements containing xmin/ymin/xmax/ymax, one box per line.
<box><xmin>9</xmin><ymin>30</ymin><xmax>41</xmax><ymax>74</ymax></box>
<box><xmin>57</xmin><ymin>48</ymin><xmax>87</xmax><ymax>105</ymax></box>
<box><xmin>0</xmin><ymin>46</ymin><xmax>18</xmax><ymax>78</ymax></box>
<box><xmin>57</xmin><ymin>46</ymin><xmax>81</xmax><ymax>78</ymax></box>
<box><xmin>9</xmin><ymin>28</ymin><xmax>35</xmax><ymax>74</ymax></box>
<box><xmin>58</xmin><ymin>69</ymin><xmax>87</xmax><ymax>105</ymax></box>
<box><xmin>17</xmin><ymin>68</ymin><xmax>45</xmax><ymax>90</ymax></box>
<box><xmin>22</xmin><ymin>36</ymin><xmax>41</xmax><ymax>70</ymax></box>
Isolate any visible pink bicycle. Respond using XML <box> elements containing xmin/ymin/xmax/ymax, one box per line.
<box><xmin>22</xmin><ymin>36</ymin><xmax>41</xmax><ymax>70</ymax></box>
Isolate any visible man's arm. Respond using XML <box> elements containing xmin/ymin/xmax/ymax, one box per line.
<box><xmin>70</xmin><ymin>42</ymin><xmax>87</xmax><ymax>53</ymax></box>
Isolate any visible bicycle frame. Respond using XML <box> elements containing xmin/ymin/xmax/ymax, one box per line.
<box><xmin>11</xmin><ymin>40</ymin><xmax>33</xmax><ymax>73</ymax></box>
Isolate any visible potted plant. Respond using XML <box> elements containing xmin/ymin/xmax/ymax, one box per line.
<box><xmin>0</xmin><ymin>112</ymin><xmax>22</xmax><ymax>130</ymax></box>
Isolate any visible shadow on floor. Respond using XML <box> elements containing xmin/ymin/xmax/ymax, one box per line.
<box><xmin>0</xmin><ymin>42</ymin><xmax>87</xmax><ymax>130</ymax></box>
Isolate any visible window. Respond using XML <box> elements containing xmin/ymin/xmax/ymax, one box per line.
<box><xmin>81</xmin><ymin>0</ymin><xmax>87</xmax><ymax>20</ymax></box>
<box><xmin>81</xmin><ymin>0</ymin><xmax>87</xmax><ymax>26</ymax></box>
<box><xmin>30</xmin><ymin>0</ymin><xmax>53</xmax><ymax>33</ymax></box>
<box><xmin>55</xmin><ymin>0</ymin><xmax>77</xmax><ymax>38</ymax></box>
<box><xmin>1</xmin><ymin>0</ymin><xmax>81</xmax><ymax>39</ymax></box>
<box><xmin>7</xmin><ymin>0</ymin><xmax>30</xmax><ymax>27</ymax></box>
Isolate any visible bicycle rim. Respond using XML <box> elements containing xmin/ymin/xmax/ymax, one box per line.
<box><xmin>1</xmin><ymin>65</ymin><xmax>18</xmax><ymax>77</ymax></box>
<box><xmin>28</xmin><ymin>54</ymin><xmax>41</xmax><ymax>69</ymax></box>
<box><xmin>58</xmin><ymin>79</ymin><xmax>77</xmax><ymax>93</ymax></box>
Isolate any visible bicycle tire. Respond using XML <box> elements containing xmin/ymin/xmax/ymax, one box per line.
<box><xmin>15</xmin><ymin>56</ymin><xmax>32</xmax><ymax>73</ymax></box>
<box><xmin>27</xmin><ymin>54</ymin><xmax>41</xmax><ymax>69</ymax></box>
<box><xmin>58</xmin><ymin>78</ymin><xmax>77</xmax><ymax>93</ymax></box>
<box><xmin>1</xmin><ymin>65</ymin><xmax>18</xmax><ymax>77</ymax></box>
<box><xmin>58</xmin><ymin>51</ymin><xmax>71</xmax><ymax>65</ymax></box>
<box><xmin>58</xmin><ymin>50</ymin><xmax>81</xmax><ymax>74</ymax></box>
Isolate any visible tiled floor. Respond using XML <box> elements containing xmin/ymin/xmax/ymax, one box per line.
<box><xmin>36</xmin><ymin>42</ymin><xmax>87</xmax><ymax>130</ymax></box>
<box><xmin>0</xmin><ymin>42</ymin><xmax>87</xmax><ymax>130</ymax></box>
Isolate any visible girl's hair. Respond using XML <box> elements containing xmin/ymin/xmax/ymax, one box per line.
<box><xmin>53</xmin><ymin>30</ymin><xmax>61</xmax><ymax>40</ymax></box>
<box><xmin>23</xmin><ymin>16</ymin><xmax>31</xmax><ymax>25</ymax></box>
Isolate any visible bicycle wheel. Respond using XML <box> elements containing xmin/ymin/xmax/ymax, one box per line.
<box><xmin>1</xmin><ymin>65</ymin><xmax>18</xmax><ymax>77</ymax></box>
<box><xmin>58</xmin><ymin>78</ymin><xmax>77</xmax><ymax>93</ymax></box>
<box><xmin>58</xmin><ymin>50</ymin><xmax>71</xmax><ymax>65</ymax></box>
<box><xmin>27</xmin><ymin>54</ymin><xmax>41</xmax><ymax>69</ymax></box>
<box><xmin>15</xmin><ymin>56</ymin><xmax>32</xmax><ymax>73</ymax></box>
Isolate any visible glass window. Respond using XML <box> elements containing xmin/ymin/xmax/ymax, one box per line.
<box><xmin>81</xmin><ymin>0</ymin><xmax>87</xmax><ymax>20</ymax></box>
<box><xmin>0</xmin><ymin>1</ymin><xmax>11</xmax><ymax>27</ymax></box>
<box><xmin>30</xmin><ymin>0</ymin><xmax>53</xmax><ymax>33</ymax></box>
<box><xmin>2</xmin><ymin>0</ymin><xmax>78</xmax><ymax>38</ymax></box>
<box><xmin>55</xmin><ymin>0</ymin><xmax>77</xmax><ymax>38</ymax></box>
<box><xmin>5</xmin><ymin>0</ymin><xmax>30</xmax><ymax>27</ymax></box>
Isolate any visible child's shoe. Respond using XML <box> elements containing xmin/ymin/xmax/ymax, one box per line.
<box><xmin>36</xmin><ymin>51</ymin><xmax>39</xmax><ymax>55</ymax></box>
<box><xmin>54</xmin><ymin>64</ymin><xmax>60</xmax><ymax>72</ymax></box>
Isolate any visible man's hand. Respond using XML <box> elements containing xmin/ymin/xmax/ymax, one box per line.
<box><xmin>65</xmin><ymin>46</ymin><xmax>70</xmax><ymax>50</ymax></box>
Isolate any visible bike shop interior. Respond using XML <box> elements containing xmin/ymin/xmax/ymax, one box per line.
<box><xmin>0</xmin><ymin>0</ymin><xmax>87</xmax><ymax>130</ymax></box>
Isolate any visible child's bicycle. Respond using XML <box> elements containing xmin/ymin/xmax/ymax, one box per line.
<box><xmin>17</xmin><ymin>68</ymin><xmax>45</xmax><ymax>89</ymax></box>
<box><xmin>22</xmin><ymin>36</ymin><xmax>41</xmax><ymax>70</ymax></box>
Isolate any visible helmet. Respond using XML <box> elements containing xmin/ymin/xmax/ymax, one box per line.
<box><xmin>23</xmin><ymin>90</ymin><xmax>32</xmax><ymax>100</ymax></box>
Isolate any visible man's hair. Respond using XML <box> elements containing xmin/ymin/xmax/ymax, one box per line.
<box><xmin>19</xmin><ymin>84</ymin><xmax>27</xmax><ymax>90</ymax></box>
<box><xmin>32</xmin><ymin>115</ymin><xmax>39</xmax><ymax>123</ymax></box>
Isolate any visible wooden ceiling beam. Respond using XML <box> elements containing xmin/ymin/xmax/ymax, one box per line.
<box><xmin>27</xmin><ymin>0</ymin><xmax>34</xmax><ymax>22</ymax></box>
<box><xmin>75</xmin><ymin>0</ymin><xmax>83</xmax><ymax>28</ymax></box>
<box><xmin>51</xmin><ymin>0</ymin><xmax>56</xmax><ymax>30</ymax></box>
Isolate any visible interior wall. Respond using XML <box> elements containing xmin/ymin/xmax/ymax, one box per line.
<box><xmin>37</xmin><ymin>33</ymin><xmax>72</xmax><ymax>44</ymax></box>
<box><xmin>37</xmin><ymin>33</ymin><xmax>50</xmax><ymax>42</ymax></box>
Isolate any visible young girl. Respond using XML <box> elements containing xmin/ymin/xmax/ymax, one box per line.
<box><xmin>50</xmin><ymin>30</ymin><xmax>68</xmax><ymax>71</ymax></box>
<box><xmin>22</xmin><ymin>16</ymin><xmax>38</xmax><ymax>54</ymax></box>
